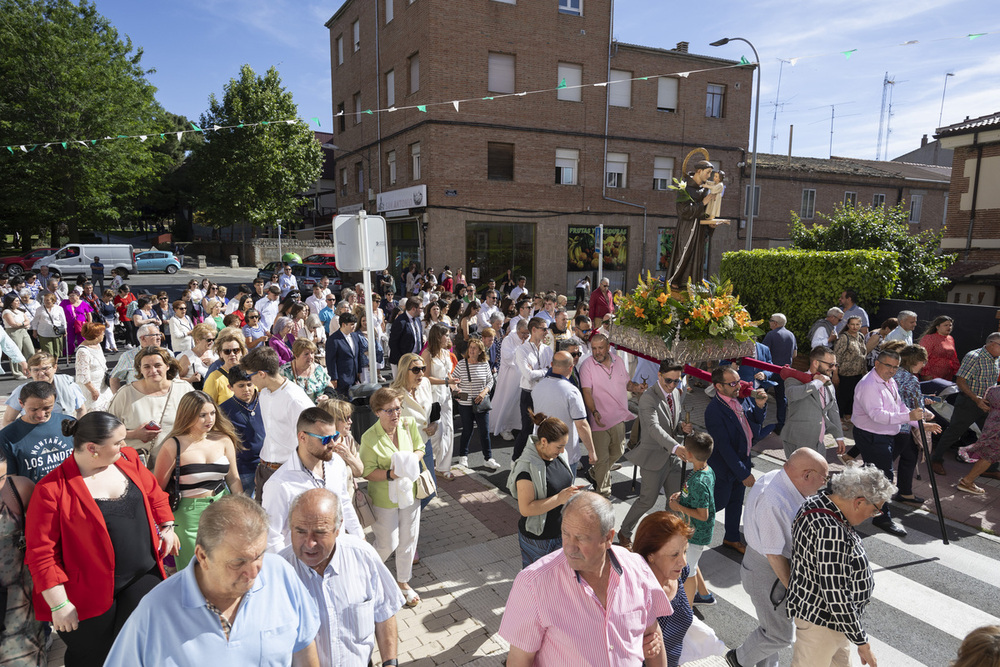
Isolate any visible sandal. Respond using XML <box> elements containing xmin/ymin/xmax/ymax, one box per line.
<box><xmin>401</xmin><ymin>585</ymin><xmax>421</xmax><ymax>607</ymax></box>
<box><xmin>957</xmin><ymin>480</ymin><xmax>986</xmax><ymax>495</ymax></box>
<box><xmin>436</xmin><ymin>470</ymin><xmax>456</xmax><ymax>481</ymax></box>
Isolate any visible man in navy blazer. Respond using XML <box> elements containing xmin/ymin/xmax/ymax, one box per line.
<box><xmin>705</xmin><ymin>366</ymin><xmax>767</xmax><ymax>554</ymax></box>
<box><xmin>387</xmin><ymin>297</ymin><xmax>423</xmax><ymax>376</ymax></box>
<box><xmin>325</xmin><ymin>312</ymin><xmax>362</xmax><ymax>397</ymax></box>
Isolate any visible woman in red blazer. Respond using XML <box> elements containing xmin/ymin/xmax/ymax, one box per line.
<box><xmin>25</xmin><ymin>411</ymin><xmax>180</xmax><ymax>667</ymax></box>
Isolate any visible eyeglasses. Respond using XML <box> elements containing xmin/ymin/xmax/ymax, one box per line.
<box><xmin>861</xmin><ymin>497</ymin><xmax>885</xmax><ymax>518</ymax></box>
<box><xmin>176</xmin><ymin>306</ymin><xmax>187</xmax><ymax>311</ymax></box>
<box><xmin>662</xmin><ymin>378</ymin><xmax>680</xmax><ymax>385</ymax></box>
<box><xmin>410</xmin><ymin>366</ymin><xmax>426</xmax><ymax>374</ymax></box>
<box><xmin>877</xmin><ymin>360</ymin><xmax>899</xmax><ymax>371</ymax></box>
<box><xmin>570</xmin><ymin>351</ymin><xmax>582</xmax><ymax>358</ymax></box>
<box><xmin>159</xmin><ymin>297</ymin><xmax>168</xmax><ymax>301</ymax></box>
<box><xmin>722</xmin><ymin>380</ymin><xmax>741</xmax><ymax>387</ymax></box>
<box><xmin>305</xmin><ymin>431</ymin><xmax>340</xmax><ymax>445</ymax></box>
<box><xmin>578</xmin><ymin>329</ymin><xmax>592</xmax><ymax>336</ymax></box>
<box><xmin>204</xmin><ymin>338</ymin><xmax>216</xmax><ymax>343</ymax></box>
<box><xmin>222</xmin><ymin>347</ymin><xmax>242</xmax><ymax>355</ymax></box>
<box><xmin>247</xmin><ymin>315</ymin><xmax>260</xmax><ymax>320</ymax></box>
<box><xmin>380</xmin><ymin>407</ymin><xmax>402</xmax><ymax>415</ymax></box>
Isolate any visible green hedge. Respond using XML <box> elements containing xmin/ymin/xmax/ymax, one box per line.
<box><xmin>720</xmin><ymin>248</ymin><xmax>899</xmax><ymax>349</ymax></box>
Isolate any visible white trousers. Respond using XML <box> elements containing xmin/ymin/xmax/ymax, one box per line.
<box><xmin>372</xmin><ymin>502</ymin><xmax>421</xmax><ymax>583</ymax></box>
<box><xmin>431</xmin><ymin>395</ymin><xmax>455</xmax><ymax>473</ymax></box>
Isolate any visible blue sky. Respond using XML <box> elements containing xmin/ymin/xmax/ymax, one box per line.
<box><xmin>93</xmin><ymin>0</ymin><xmax>998</xmax><ymax>160</ymax></box>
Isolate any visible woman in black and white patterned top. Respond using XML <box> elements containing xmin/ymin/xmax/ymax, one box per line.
<box><xmin>452</xmin><ymin>337</ymin><xmax>499</xmax><ymax>471</ymax></box>
<box><xmin>786</xmin><ymin>463</ymin><xmax>895</xmax><ymax>667</ymax></box>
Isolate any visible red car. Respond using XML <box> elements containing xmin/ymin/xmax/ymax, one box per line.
<box><xmin>0</xmin><ymin>248</ymin><xmax>58</xmax><ymax>276</ymax></box>
<box><xmin>302</xmin><ymin>253</ymin><xmax>338</xmax><ymax>268</ymax></box>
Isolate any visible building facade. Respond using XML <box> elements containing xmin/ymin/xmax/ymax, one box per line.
<box><xmin>325</xmin><ymin>0</ymin><xmax>753</xmax><ymax>294</ymax></box>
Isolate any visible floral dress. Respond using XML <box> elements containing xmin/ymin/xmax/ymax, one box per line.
<box><xmin>75</xmin><ymin>344</ymin><xmax>113</xmax><ymax>411</ymax></box>
<box><xmin>279</xmin><ymin>361</ymin><xmax>332</xmax><ymax>403</ymax></box>
<box><xmin>966</xmin><ymin>386</ymin><xmax>1000</xmax><ymax>462</ymax></box>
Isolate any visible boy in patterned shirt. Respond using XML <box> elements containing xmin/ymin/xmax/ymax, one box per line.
<box><xmin>669</xmin><ymin>431</ymin><xmax>717</xmax><ymax>605</ymax></box>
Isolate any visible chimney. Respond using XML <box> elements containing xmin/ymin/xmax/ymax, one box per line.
<box><xmin>920</xmin><ymin>134</ymin><xmax>928</xmax><ymax>147</ymax></box>
<box><xmin>675</xmin><ymin>41</ymin><xmax>689</xmax><ymax>53</ymax></box>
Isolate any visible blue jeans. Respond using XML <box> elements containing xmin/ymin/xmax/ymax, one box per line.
<box><xmin>518</xmin><ymin>532</ymin><xmax>562</xmax><ymax>569</ymax></box>
<box><xmin>458</xmin><ymin>403</ymin><xmax>492</xmax><ymax>459</ymax></box>
<box><xmin>239</xmin><ymin>470</ymin><xmax>256</xmax><ymax>498</ymax></box>
<box><xmin>853</xmin><ymin>426</ymin><xmax>895</xmax><ymax>521</ymax></box>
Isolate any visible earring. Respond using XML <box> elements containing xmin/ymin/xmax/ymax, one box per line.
<box><xmin>92</xmin><ymin>451</ymin><xmax>99</xmax><ymax>458</ymax></box>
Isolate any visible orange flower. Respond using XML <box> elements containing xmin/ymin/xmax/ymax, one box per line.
<box><xmin>656</xmin><ymin>293</ymin><xmax>668</xmax><ymax>306</ymax></box>
<box><xmin>634</xmin><ymin>306</ymin><xmax>645</xmax><ymax>318</ymax></box>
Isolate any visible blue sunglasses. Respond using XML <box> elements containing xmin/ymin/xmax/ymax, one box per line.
<box><xmin>305</xmin><ymin>431</ymin><xmax>340</xmax><ymax>445</ymax></box>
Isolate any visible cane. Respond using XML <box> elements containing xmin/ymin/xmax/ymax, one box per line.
<box><xmin>918</xmin><ymin>418</ymin><xmax>949</xmax><ymax>545</ymax></box>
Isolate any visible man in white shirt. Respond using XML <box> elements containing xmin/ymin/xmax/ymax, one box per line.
<box><xmin>807</xmin><ymin>307</ymin><xmax>843</xmax><ymax>349</ymax></box>
<box><xmin>305</xmin><ymin>285</ymin><xmax>327</xmax><ymax>317</ymax></box>
<box><xmin>511</xmin><ymin>317</ymin><xmax>554</xmax><ymax>460</ymax></box>
<box><xmin>727</xmin><ymin>448</ymin><xmax>828</xmax><ymax>667</ymax></box>
<box><xmin>278</xmin><ymin>263</ymin><xmax>298</xmax><ymax>298</ymax></box>
<box><xmin>885</xmin><ymin>309</ymin><xmax>917</xmax><ymax>345</ymax></box>
<box><xmin>477</xmin><ymin>290</ymin><xmax>501</xmax><ymax>330</ymax></box>
<box><xmin>263</xmin><ymin>408</ymin><xmax>363</xmax><ymax>552</ymax></box>
<box><xmin>241</xmin><ymin>345</ymin><xmax>315</xmax><ymax>498</ymax></box>
<box><xmin>531</xmin><ymin>352</ymin><xmax>595</xmax><ymax>477</ymax></box>
<box><xmin>509</xmin><ymin>275</ymin><xmax>528</xmax><ymax>302</ymax></box>
<box><xmin>255</xmin><ymin>285</ymin><xmax>282</xmax><ymax>330</ymax></box>
<box><xmin>281</xmin><ymin>488</ymin><xmax>404</xmax><ymax>667</ymax></box>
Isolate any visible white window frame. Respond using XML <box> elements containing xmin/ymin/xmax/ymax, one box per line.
<box><xmin>557</xmin><ymin>62</ymin><xmax>583</xmax><ymax>102</ymax></box>
<box><xmin>745</xmin><ymin>184</ymin><xmax>760</xmax><ymax>216</ymax></box>
<box><xmin>653</xmin><ymin>156</ymin><xmax>674</xmax><ymax>190</ymax></box>
<box><xmin>555</xmin><ymin>148</ymin><xmax>579</xmax><ymax>185</ymax></box>
<box><xmin>706</xmin><ymin>84</ymin><xmax>725</xmax><ymax>118</ymax></box>
<box><xmin>488</xmin><ymin>53</ymin><xmax>515</xmax><ymax>94</ymax></box>
<box><xmin>909</xmin><ymin>194</ymin><xmax>923</xmax><ymax>223</ymax></box>
<box><xmin>558</xmin><ymin>0</ymin><xmax>582</xmax><ymax>15</ymax></box>
<box><xmin>411</xmin><ymin>142</ymin><xmax>421</xmax><ymax>180</ymax></box>
<box><xmin>942</xmin><ymin>194</ymin><xmax>948</xmax><ymax>225</ymax></box>
<box><xmin>606</xmin><ymin>152</ymin><xmax>628</xmax><ymax>189</ymax></box>
<box><xmin>409</xmin><ymin>54</ymin><xmax>420</xmax><ymax>93</ymax></box>
<box><xmin>873</xmin><ymin>193</ymin><xmax>885</xmax><ymax>208</ymax></box>
<box><xmin>844</xmin><ymin>191</ymin><xmax>857</xmax><ymax>207</ymax></box>
<box><xmin>352</xmin><ymin>20</ymin><xmax>360</xmax><ymax>51</ymax></box>
<box><xmin>801</xmin><ymin>189</ymin><xmax>816</xmax><ymax>219</ymax></box>
<box><xmin>353</xmin><ymin>93</ymin><xmax>362</xmax><ymax>125</ymax></box>
<box><xmin>385</xmin><ymin>0</ymin><xmax>393</xmax><ymax>23</ymax></box>
<box><xmin>657</xmin><ymin>77</ymin><xmax>678</xmax><ymax>113</ymax></box>
<box><xmin>493</xmin><ymin>0</ymin><xmax>515</xmax><ymax>3</ymax></box>
<box><xmin>340</xmin><ymin>168</ymin><xmax>348</xmax><ymax>196</ymax></box>
<box><xmin>608</xmin><ymin>69</ymin><xmax>632</xmax><ymax>108</ymax></box>
<box><xmin>336</xmin><ymin>36</ymin><xmax>344</xmax><ymax>65</ymax></box>
<box><xmin>356</xmin><ymin>163</ymin><xmax>364</xmax><ymax>194</ymax></box>
<box><xmin>387</xmin><ymin>150</ymin><xmax>397</xmax><ymax>185</ymax></box>
<box><xmin>386</xmin><ymin>70</ymin><xmax>395</xmax><ymax>108</ymax></box>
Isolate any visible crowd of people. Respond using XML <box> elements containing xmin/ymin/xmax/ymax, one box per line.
<box><xmin>0</xmin><ymin>263</ymin><xmax>998</xmax><ymax>667</ymax></box>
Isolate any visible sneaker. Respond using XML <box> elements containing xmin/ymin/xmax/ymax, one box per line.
<box><xmin>693</xmin><ymin>592</ymin><xmax>716</xmax><ymax>606</ymax></box>
<box><xmin>457</xmin><ymin>456</ymin><xmax>469</xmax><ymax>468</ymax></box>
<box><xmin>484</xmin><ymin>458</ymin><xmax>502</xmax><ymax>470</ymax></box>
<box><xmin>501</xmin><ymin>430</ymin><xmax>514</xmax><ymax>440</ymax></box>
<box><xmin>724</xmin><ymin>649</ymin><xmax>743</xmax><ymax>667</ymax></box>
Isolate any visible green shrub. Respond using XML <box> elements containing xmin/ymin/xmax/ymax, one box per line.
<box><xmin>720</xmin><ymin>248</ymin><xmax>899</xmax><ymax>348</ymax></box>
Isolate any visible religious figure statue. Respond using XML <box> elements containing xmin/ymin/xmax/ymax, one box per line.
<box><xmin>667</xmin><ymin>159</ymin><xmax>723</xmax><ymax>288</ymax></box>
<box><xmin>705</xmin><ymin>170</ymin><xmax>726</xmax><ymax>221</ymax></box>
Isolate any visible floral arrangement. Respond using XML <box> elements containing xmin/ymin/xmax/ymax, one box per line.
<box><xmin>614</xmin><ymin>273</ymin><xmax>764</xmax><ymax>344</ymax></box>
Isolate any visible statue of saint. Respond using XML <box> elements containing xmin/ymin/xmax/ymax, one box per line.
<box><xmin>667</xmin><ymin>160</ymin><xmax>723</xmax><ymax>287</ymax></box>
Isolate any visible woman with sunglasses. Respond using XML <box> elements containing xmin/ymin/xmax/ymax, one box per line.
<box><xmin>168</xmin><ymin>300</ymin><xmax>194</xmax><ymax>353</ymax></box>
<box><xmin>177</xmin><ymin>323</ymin><xmax>218</xmax><ymax>389</ymax></box>
<box><xmin>153</xmin><ymin>391</ymin><xmax>242</xmax><ymax>570</ymax></box>
<box><xmin>389</xmin><ymin>353</ymin><xmax>438</xmax><ymax>505</ymax></box>
<box><xmin>241</xmin><ymin>309</ymin><xmax>268</xmax><ymax>349</ymax></box>
<box><xmin>360</xmin><ymin>387</ymin><xmax>427</xmax><ymax>608</ymax></box>
<box><xmin>203</xmin><ymin>329</ymin><xmax>247</xmax><ymax>406</ymax></box>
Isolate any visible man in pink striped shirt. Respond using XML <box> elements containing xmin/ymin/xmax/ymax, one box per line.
<box><xmin>499</xmin><ymin>492</ymin><xmax>670</xmax><ymax>667</ymax></box>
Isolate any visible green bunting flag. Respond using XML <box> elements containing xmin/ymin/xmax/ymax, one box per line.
<box><xmin>311</xmin><ymin>117</ymin><xmax>321</xmax><ymax>126</ymax></box>
<box><xmin>739</xmin><ymin>56</ymin><xmax>750</xmax><ymax>65</ymax></box>
<box><xmin>417</xmin><ymin>105</ymin><xmax>427</xmax><ymax>112</ymax></box>
<box><xmin>557</xmin><ymin>78</ymin><xmax>567</xmax><ymax>88</ymax></box>
<box><xmin>190</xmin><ymin>122</ymin><xmax>203</xmax><ymax>132</ymax></box>
<box><xmin>363</xmin><ymin>109</ymin><xmax>373</xmax><ymax>115</ymax></box>
<box><xmin>968</xmin><ymin>33</ymin><xmax>985</xmax><ymax>40</ymax></box>
<box><xmin>842</xmin><ymin>49</ymin><xmax>857</xmax><ymax>59</ymax></box>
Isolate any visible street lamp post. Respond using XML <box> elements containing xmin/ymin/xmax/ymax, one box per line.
<box><xmin>938</xmin><ymin>72</ymin><xmax>955</xmax><ymax>129</ymax></box>
<box><xmin>711</xmin><ymin>37</ymin><xmax>760</xmax><ymax>252</ymax></box>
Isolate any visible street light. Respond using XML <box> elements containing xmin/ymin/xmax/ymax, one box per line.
<box><xmin>938</xmin><ymin>72</ymin><xmax>955</xmax><ymax>129</ymax></box>
<box><xmin>711</xmin><ymin>37</ymin><xmax>760</xmax><ymax>252</ymax></box>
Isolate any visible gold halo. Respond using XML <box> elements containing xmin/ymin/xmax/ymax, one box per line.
<box><xmin>681</xmin><ymin>147</ymin><xmax>711</xmax><ymax>176</ymax></box>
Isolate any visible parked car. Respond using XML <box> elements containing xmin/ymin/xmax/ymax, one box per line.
<box><xmin>0</xmin><ymin>248</ymin><xmax>58</xmax><ymax>276</ymax></box>
<box><xmin>291</xmin><ymin>264</ymin><xmax>343</xmax><ymax>296</ymax></box>
<box><xmin>256</xmin><ymin>261</ymin><xmax>286</xmax><ymax>283</ymax></box>
<box><xmin>302</xmin><ymin>253</ymin><xmax>337</xmax><ymax>268</ymax></box>
<box><xmin>35</xmin><ymin>243</ymin><xmax>135</xmax><ymax>280</ymax></box>
<box><xmin>134</xmin><ymin>250</ymin><xmax>182</xmax><ymax>274</ymax></box>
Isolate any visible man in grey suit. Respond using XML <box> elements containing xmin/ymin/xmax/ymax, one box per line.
<box><xmin>780</xmin><ymin>346</ymin><xmax>845</xmax><ymax>459</ymax></box>
<box><xmin>617</xmin><ymin>360</ymin><xmax>692</xmax><ymax>550</ymax></box>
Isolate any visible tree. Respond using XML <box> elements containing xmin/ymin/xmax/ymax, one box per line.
<box><xmin>0</xmin><ymin>0</ymin><xmax>170</xmax><ymax>248</ymax></box>
<box><xmin>789</xmin><ymin>202</ymin><xmax>955</xmax><ymax>301</ymax></box>
<box><xmin>190</xmin><ymin>65</ymin><xmax>323</xmax><ymax>230</ymax></box>
<box><xmin>131</xmin><ymin>112</ymin><xmax>204</xmax><ymax>234</ymax></box>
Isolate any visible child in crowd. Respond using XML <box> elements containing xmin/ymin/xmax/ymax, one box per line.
<box><xmin>669</xmin><ymin>431</ymin><xmax>717</xmax><ymax>606</ymax></box>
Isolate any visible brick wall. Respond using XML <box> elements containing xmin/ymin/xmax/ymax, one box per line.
<box><xmin>943</xmin><ymin>142</ymin><xmax>1000</xmax><ymax>261</ymax></box>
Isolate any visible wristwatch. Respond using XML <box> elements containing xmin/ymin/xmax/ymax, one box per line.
<box><xmin>382</xmin><ymin>661</ymin><xmax>399</xmax><ymax>666</ymax></box>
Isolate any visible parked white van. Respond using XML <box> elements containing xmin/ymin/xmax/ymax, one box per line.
<box><xmin>34</xmin><ymin>243</ymin><xmax>136</xmax><ymax>279</ymax></box>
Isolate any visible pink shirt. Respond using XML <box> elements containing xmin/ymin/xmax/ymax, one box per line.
<box><xmin>498</xmin><ymin>546</ymin><xmax>671</xmax><ymax>667</ymax></box>
<box><xmin>722</xmin><ymin>395</ymin><xmax>754</xmax><ymax>456</ymax></box>
<box><xmin>580</xmin><ymin>354</ymin><xmax>636</xmax><ymax>432</ymax></box>
<box><xmin>851</xmin><ymin>369</ymin><xmax>914</xmax><ymax>436</ymax></box>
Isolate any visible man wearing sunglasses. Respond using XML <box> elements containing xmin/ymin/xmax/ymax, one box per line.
<box><xmin>706</xmin><ymin>366</ymin><xmax>768</xmax><ymax>554</ymax></box>
<box><xmin>262</xmin><ymin>407</ymin><xmax>363</xmax><ymax>553</ymax></box>
<box><xmin>781</xmin><ymin>346</ymin><xmax>846</xmax><ymax>459</ymax></box>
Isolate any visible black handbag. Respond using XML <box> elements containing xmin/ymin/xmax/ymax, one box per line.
<box><xmin>45</xmin><ymin>308</ymin><xmax>66</xmax><ymax>337</ymax></box>
<box><xmin>163</xmin><ymin>437</ymin><xmax>182</xmax><ymax>511</ymax></box>
<box><xmin>465</xmin><ymin>361</ymin><xmax>492</xmax><ymax>413</ymax></box>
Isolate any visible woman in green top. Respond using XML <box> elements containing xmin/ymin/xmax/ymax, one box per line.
<box><xmin>360</xmin><ymin>387</ymin><xmax>426</xmax><ymax>608</ymax></box>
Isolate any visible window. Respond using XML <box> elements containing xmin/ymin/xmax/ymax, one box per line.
<box><xmin>872</xmin><ymin>193</ymin><xmax>885</xmax><ymax>207</ymax></box>
<box><xmin>745</xmin><ymin>185</ymin><xmax>761</xmax><ymax>216</ymax></box>
<box><xmin>352</xmin><ymin>20</ymin><xmax>360</xmax><ymax>51</ymax></box>
<box><xmin>386</xmin><ymin>70</ymin><xmax>395</xmax><ymax>107</ymax></box>
<box><xmin>557</xmin><ymin>62</ymin><xmax>583</xmax><ymax>102</ymax></box>
<box><xmin>387</xmin><ymin>150</ymin><xmax>397</xmax><ymax>185</ymax></box>
<box><xmin>488</xmin><ymin>142</ymin><xmax>514</xmax><ymax>181</ymax></box>
<box><xmin>606</xmin><ymin>152</ymin><xmax>628</xmax><ymax>188</ymax></box>
<box><xmin>559</xmin><ymin>0</ymin><xmax>582</xmax><ymax>15</ymax></box>
<box><xmin>336</xmin><ymin>103</ymin><xmax>345</xmax><ymax>133</ymax></box>
<box><xmin>411</xmin><ymin>142</ymin><xmax>421</xmax><ymax>179</ymax></box>
<box><xmin>943</xmin><ymin>194</ymin><xmax>949</xmax><ymax>225</ymax></box>
<box><xmin>409</xmin><ymin>53</ymin><xmax>420</xmax><ymax>93</ymax></box>
<box><xmin>353</xmin><ymin>93</ymin><xmax>362</xmax><ymax>125</ymax></box>
<box><xmin>385</xmin><ymin>0</ymin><xmax>393</xmax><ymax>23</ymax></box>
<box><xmin>706</xmin><ymin>84</ymin><xmax>725</xmax><ymax>118</ymax></box>
<box><xmin>340</xmin><ymin>168</ymin><xmax>348</xmax><ymax>196</ymax></box>
<box><xmin>488</xmin><ymin>53</ymin><xmax>515</xmax><ymax>94</ymax></box>
<box><xmin>653</xmin><ymin>156</ymin><xmax>674</xmax><ymax>190</ymax></box>
<box><xmin>657</xmin><ymin>77</ymin><xmax>678</xmax><ymax>113</ymax></box>
<box><xmin>844</xmin><ymin>191</ymin><xmax>857</xmax><ymax>207</ymax></box>
<box><xmin>356</xmin><ymin>162</ymin><xmax>364</xmax><ymax>194</ymax></box>
<box><xmin>609</xmin><ymin>69</ymin><xmax>632</xmax><ymax>108</ymax></box>
<box><xmin>555</xmin><ymin>148</ymin><xmax>579</xmax><ymax>185</ymax></box>
<box><xmin>801</xmin><ymin>189</ymin><xmax>816</xmax><ymax>219</ymax></box>
<box><xmin>909</xmin><ymin>194</ymin><xmax>923</xmax><ymax>223</ymax></box>
<box><xmin>493</xmin><ymin>0</ymin><xmax>515</xmax><ymax>3</ymax></box>
<box><xmin>336</xmin><ymin>36</ymin><xmax>344</xmax><ymax>65</ymax></box>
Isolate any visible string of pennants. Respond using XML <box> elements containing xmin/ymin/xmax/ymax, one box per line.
<box><xmin>4</xmin><ymin>28</ymin><xmax>994</xmax><ymax>156</ymax></box>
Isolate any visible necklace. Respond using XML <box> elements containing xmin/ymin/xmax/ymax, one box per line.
<box><xmin>235</xmin><ymin>394</ymin><xmax>260</xmax><ymax>417</ymax></box>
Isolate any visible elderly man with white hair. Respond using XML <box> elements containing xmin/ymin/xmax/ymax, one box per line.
<box><xmin>885</xmin><ymin>309</ymin><xmax>918</xmax><ymax>345</ymax></box>
<box><xmin>807</xmin><ymin>307</ymin><xmax>843</xmax><ymax>349</ymax></box>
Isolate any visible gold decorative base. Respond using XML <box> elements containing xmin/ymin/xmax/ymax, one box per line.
<box><xmin>606</xmin><ymin>323</ymin><xmax>755</xmax><ymax>365</ymax></box>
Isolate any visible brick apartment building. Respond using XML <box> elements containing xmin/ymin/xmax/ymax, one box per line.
<box><xmin>743</xmin><ymin>153</ymin><xmax>950</xmax><ymax>247</ymax></box>
<box><xmin>324</xmin><ymin>0</ymin><xmax>753</xmax><ymax>294</ymax></box>
<box><xmin>936</xmin><ymin>111</ymin><xmax>1000</xmax><ymax>305</ymax></box>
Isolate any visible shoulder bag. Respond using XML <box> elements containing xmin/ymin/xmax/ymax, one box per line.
<box><xmin>45</xmin><ymin>307</ymin><xmax>66</xmax><ymax>337</ymax></box>
<box><xmin>466</xmin><ymin>361</ymin><xmax>492</xmax><ymax>413</ymax></box>
<box><xmin>163</xmin><ymin>436</ymin><xmax>182</xmax><ymax>511</ymax></box>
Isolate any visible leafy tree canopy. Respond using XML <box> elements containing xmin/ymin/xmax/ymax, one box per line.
<box><xmin>789</xmin><ymin>202</ymin><xmax>955</xmax><ymax>301</ymax></box>
<box><xmin>0</xmin><ymin>0</ymin><xmax>172</xmax><ymax>248</ymax></box>
<box><xmin>191</xmin><ymin>65</ymin><xmax>323</xmax><ymax>228</ymax></box>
